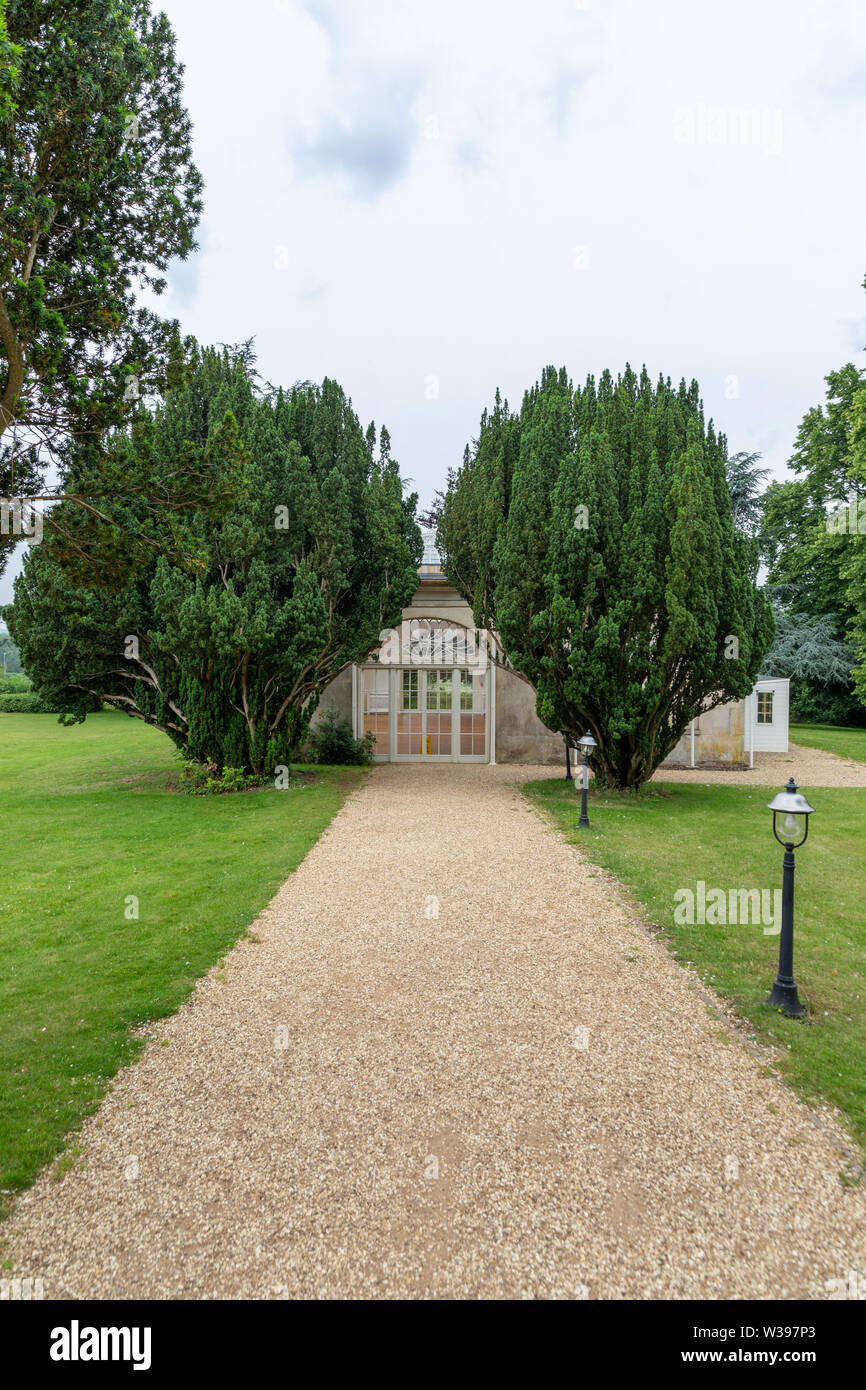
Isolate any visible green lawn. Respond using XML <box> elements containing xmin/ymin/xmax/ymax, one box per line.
<box><xmin>0</xmin><ymin>713</ymin><xmax>362</xmax><ymax>1212</ymax></box>
<box><xmin>525</xmin><ymin>776</ymin><xmax>866</xmax><ymax>1160</ymax></box>
<box><xmin>790</xmin><ymin>722</ymin><xmax>866</xmax><ymax>764</ymax></box>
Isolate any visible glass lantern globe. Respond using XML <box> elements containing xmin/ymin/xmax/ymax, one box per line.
<box><xmin>768</xmin><ymin>778</ymin><xmax>815</xmax><ymax>848</ymax></box>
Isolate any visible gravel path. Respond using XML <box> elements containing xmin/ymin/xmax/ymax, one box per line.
<box><xmin>5</xmin><ymin>763</ymin><xmax>865</xmax><ymax>1300</ymax></box>
<box><xmin>653</xmin><ymin>742</ymin><xmax>866</xmax><ymax>787</ymax></box>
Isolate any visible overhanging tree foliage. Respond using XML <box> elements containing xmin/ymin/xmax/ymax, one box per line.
<box><xmin>437</xmin><ymin>364</ymin><xmax>774</xmax><ymax>789</ymax></box>
<box><xmin>9</xmin><ymin>346</ymin><xmax>422</xmax><ymax>772</ymax></box>
<box><xmin>0</xmin><ymin>0</ymin><xmax>216</xmax><ymax>582</ymax></box>
<box><xmin>760</xmin><ymin>364</ymin><xmax>864</xmax><ymax>631</ymax></box>
<box><xmin>837</xmin><ymin>355</ymin><xmax>866</xmax><ymax>708</ymax></box>
<box><xmin>761</xmin><ymin>361</ymin><xmax>866</xmax><ymax>723</ymax></box>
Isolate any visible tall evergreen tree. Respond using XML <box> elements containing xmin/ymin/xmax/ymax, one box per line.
<box><xmin>438</xmin><ymin>364</ymin><xmax>774</xmax><ymax>789</ymax></box>
<box><xmin>9</xmin><ymin>347</ymin><xmax>422</xmax><ymax>771</ymax></box>
<box><xmin>841</xmin><ymin>370</ymin><xmax>866</xmax><ymax>705</ymax></box>
<box><xmin>0</xmin><ymin>0</ymin><xmax>214</xmax><ymax>582</ymax></box>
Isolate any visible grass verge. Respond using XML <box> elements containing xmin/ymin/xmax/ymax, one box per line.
<box><xmin>790</xmin><ymin>722</ymin><xmax>866</xmax><ymax>765</ymax></box>
<box><xmin>0</xmin><ymin>712</ymin><xmax>363</xmax><ymax>1212</ymax></box>
<box><xmin>524</xmin><ymin>775</ymin><xmax>866</xmax><ymax>1160</ymax></box>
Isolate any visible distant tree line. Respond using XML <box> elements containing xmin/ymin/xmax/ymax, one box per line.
<box><xmin>0</xmin><ymin>626</ymin><xmax>21</xmax><ymax>673</ymax></box>
<box><xmin>760</xmin><ymin>359</ymin><xmax>866</xmax><ymax>726</ymax></box>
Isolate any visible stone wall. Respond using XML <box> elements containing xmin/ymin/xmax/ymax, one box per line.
<box><xmin>663</xmin><ymin>698</ymin><xmax>747</xmax><ymax>767</ymax></box>
<box><xmin>309</xmin><ymin>664</ymin><xmax>352</xmax><ymax>732</ymax></box>
<box><xmin>494</xmin><ymin>666</ymin><xmax>563</xmax><ymax>765</ymax></box>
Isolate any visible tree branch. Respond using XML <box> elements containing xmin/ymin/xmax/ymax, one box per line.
<box><xmin>0</xmin><ymin>285</ymin><xmax>25</xmax><ymax>438</ymax></box>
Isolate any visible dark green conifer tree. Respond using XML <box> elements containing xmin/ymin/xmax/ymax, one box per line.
<box><xmin>10</xmin><ymin>346</ymin><xmax>421</xmax><ymax>772</ymax></box>
<box><xmin>438</xmin><ymin>364</ymin><xmax>774</xmax><ymax>789</ymax></box>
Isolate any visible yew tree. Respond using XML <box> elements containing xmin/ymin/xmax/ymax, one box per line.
<box><xmin>9</xmin><ymin>346</ymin><xmax>422</xmax><ymax>771</ymax></box>
<box><xmin>437</xmin><ymin>364</ymin><xmax>774</xmax><ymax>789</ymax></box>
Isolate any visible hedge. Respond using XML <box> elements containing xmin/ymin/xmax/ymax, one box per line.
<box><xmin>0</xmin><ymin>694</ymin><xmax>65</xmax><ymax>713</ymax></box>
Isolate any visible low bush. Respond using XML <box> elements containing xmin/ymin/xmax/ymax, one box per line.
<box><xmin>309</xmin><ymin>709</ymin><xmax>375</xmax><ymax>765</ymax></box>
<box><xmin>178</xmin><ymin>761</ymin><xmax>281</xmax><ymax>795</ymax></box>
<box><xmin>0</xmin><ymin>693</ymin><xmax>58</xmax><ymax>713</ymax></box>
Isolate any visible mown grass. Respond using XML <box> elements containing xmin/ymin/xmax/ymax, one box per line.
<box><xmin>790</xmin><ymin>722</ymin><xmax>866</xmax><ymax>765</ymax></box>
<box><xmin>0</xmin><ymin>713</ymin><xmax>363</xmax><ymax>1211</ymax></box>
<box><xmin>524</xmin><ymin>775</ymin><xmax>866</xmax><ymax>1159</ymax></box>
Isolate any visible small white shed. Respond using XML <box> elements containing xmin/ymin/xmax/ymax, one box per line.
<box><xmin>748</xmin><ymin>676</ymin><xmax>790</xmax><ymax>755</ymax></box>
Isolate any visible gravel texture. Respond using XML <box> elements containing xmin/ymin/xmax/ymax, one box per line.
<box><xmin>653</xmin><ymin>742</ymin><xmax>866</xmax><ymax>787</ymax></box>
<box><xmin>5</xmin><ymin>762</ymin><xmax>865</xmax><ymax>1300</ymax></box>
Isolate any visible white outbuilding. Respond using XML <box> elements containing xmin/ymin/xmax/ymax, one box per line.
<box><xmin>747</xmin><ymin>676</ymin><xmax>791</xmax><ymax>756</ymax></box>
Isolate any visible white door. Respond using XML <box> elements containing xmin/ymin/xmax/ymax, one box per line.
<box><xmin>751</xmin><ymin>678</ymin><xmax>789</xmax><ymax>752</ymax></box>
<box><xmin>391</xmin><ymin>667</ymin><xmax>488</xmax><ymax>761</ymax></box>
<box><xmin>395</xmin><ymin>669</ymin><xmax>454</xmax><ymax>759</ymax></box>
<box><xmin>456</xmin><ymin>667</ymin><xmax>488</xmax><ymax>760</ymax></box>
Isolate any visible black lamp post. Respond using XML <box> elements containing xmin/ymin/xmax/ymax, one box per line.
<box><xmin>766</xmin><ymin>777</ymin><xmax>814</xmax><ymax>1018</ymax></box>
<box><xmin>565</xmin><ymin>738</ymin><xmax>573</xmax><ymax>782</ymax></box>
<box><xmin>576</xmin><ymin>731</ymin><xmax>597</xmax><ymax>829</ymax></box>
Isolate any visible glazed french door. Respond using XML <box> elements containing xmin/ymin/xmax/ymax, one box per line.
<box><xmin>396</xmin><ymin>669</ymin><xmax>451</xmax><ymax>757</ymax></box>
<box><xmin>424</xmin><ymin>669</ymin><xmax>453</xmax><ymax>756</ymax></box>
<box><xmin>457</xmin><ymin>667</ymin><xmax>487</xmax><ymax>758</ymax></box>
<box><xmin>394</xmin><ymin>668</ymin><xmax>487</xmax><ymax>760</ymax></box>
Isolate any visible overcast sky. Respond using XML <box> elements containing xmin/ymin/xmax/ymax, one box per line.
<box><xmin>4</xmin><ymin>0</ymin><xmax>866</xmax><ymax>607</ymax></box>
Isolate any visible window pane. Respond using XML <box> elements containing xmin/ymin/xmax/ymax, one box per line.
<box><xmin>364</xmin><ymin>668</ymin><xmax>389</xmax><ymax>713</ymax></box>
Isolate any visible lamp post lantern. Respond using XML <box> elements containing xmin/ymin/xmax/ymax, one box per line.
<box><xmin>766</xmin><ymin>777</ymin><xmax>814</xmax><ymax>1018</ymax></box>
<box><xmin>576</xmin><ymin>731</ymin><xmax>597</xmax><ymax>829</ymax></box>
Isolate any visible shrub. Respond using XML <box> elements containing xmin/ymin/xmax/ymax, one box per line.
<box><xmin>0</xmin><ymin>689</ymin><xmax>102</xmax><ymax>713</ymax></box>
<box><xmin>310</xmin><ymin>709</ymin><xmax>375</xmax><ymax>765</ymax></box>
<box><xmin>0</xmin><ymin>674</ymin><xmax>32</xmax><ymax>693</ymax></box>
<box><xmin>0</xmin><ymin>693</ymin><xmax>59</xmax><ymax>713</ymax></box>
<box><xmin>790</xmin><ymin>678</ymin><xmax>866</xmax><ymax>728</ymax></box>
<box><xmin>178</xmin><ymin>760</ymin><xmax>279</xmax><ymax>795</ymax></box>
